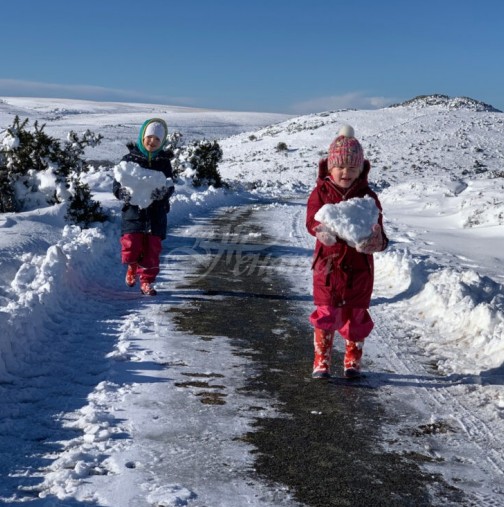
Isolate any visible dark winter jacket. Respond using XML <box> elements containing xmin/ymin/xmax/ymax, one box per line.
<box><xmin>113</xmin><ymin>144</ymin><xmax>174</xmax><ymax>240</ymax></box>
<box><xmin>306</xmin><ymin>158</ymin><xmax>388</xmax><ymax>308</ymax></box>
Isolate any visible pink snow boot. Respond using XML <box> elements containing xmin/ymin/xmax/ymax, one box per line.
<box><xmin>140</xmin><ymin>281</ymin><xmax>157</xmax><ymax>296</ymax></box>
<box><xmin>312</xmin><ymin>328</ymin><xmax>335</xmax><ymax>379</ymax></box>
<box><xmin>125</xmin><ymin>263</ymin><xmax>138</xmax><ymax>287</ymax></box>
<box><xmin>344</xmin><ymin>340</ymin><xmax>364</xmax><ymax>378</ymax></box>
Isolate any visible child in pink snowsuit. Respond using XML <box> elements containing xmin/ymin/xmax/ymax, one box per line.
<box><xmin>306</xmin><ymin>125</ymin><xmax>388</xmax><ymax>378</ymax></box>
<box><xmin>113</xmin><ymin>118</ymin><xmax>174</xmax><ymax>296</ymax></box>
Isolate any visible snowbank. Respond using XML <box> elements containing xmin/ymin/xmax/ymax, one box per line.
<box><xmin>375</xmin><ymin>250</ymin><xmax>504</xmax><ymax>374</ymax></box>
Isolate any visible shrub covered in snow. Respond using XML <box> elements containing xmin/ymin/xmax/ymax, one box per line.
<box><xmin>167</xmin><ymin>132</ymin><xmax>223</xmax><ymax>188</ymax></box>
<box><xmin>0</xmin><ymin>115</ymin><xmax>105</xmax><ymax>227</ymax></box>
<box><xmin>64</xmin><ymin>177</ymin><xmax>107</xmax><ymax>228</ymax></box>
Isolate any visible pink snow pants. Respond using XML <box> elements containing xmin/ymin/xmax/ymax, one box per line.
<box><xmin>309</xmin><ymin>305</ymin><xmax>374</xmax><ymax>343</ymax></box>
<box><xmin>120</xmin><ymin>233</ymin><xmax>162</xmax><ymax>283</ymax></box>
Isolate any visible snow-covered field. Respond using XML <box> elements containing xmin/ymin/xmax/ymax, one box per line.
<box><xmin>1</xmin><ymin>96</ymin><xmax>504</xmax><ymax>505</ymax></box>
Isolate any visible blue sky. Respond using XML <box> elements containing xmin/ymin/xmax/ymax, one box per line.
<box><xmin>1</xmin><ymin>0</ymin><xmax>503</xmax><ymax>113</ymax></box>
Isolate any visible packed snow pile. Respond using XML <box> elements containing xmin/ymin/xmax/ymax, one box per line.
<box><xmin>0</xmin><ymin>222</ymin><xmax>117</xmax><ymax>383</ymax></box>
<box><xmin>113</xmin><ymin>161</ymin><xmax>174</xmax><ymax>209</ymax></box>
<box><xmin>314</xmin><ymin>195</ymin><xmax>380</xmax><ymax>247</ymax></box>
<box><xmin>375</xmin><ymin>250</ymin><xmax>504</xmax><ymax>374</ymax></box>
<box><xmin>410</xmin><ymin>267</ymin><xmax>504</xmax><ymax>372</ymax></box>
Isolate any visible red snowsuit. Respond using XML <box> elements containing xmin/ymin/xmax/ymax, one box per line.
<box><xmin>306</xmin><ymin>158</ymin><xmax>388</xmax><ymax>341</ymax></box>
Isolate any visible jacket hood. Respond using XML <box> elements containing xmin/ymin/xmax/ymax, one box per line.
<box><xmin>136</xmin><ymin>118</ymin><xmax>168</xmax><ymax>159</ymax></box>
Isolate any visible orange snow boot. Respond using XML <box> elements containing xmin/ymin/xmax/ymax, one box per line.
<box><xmin>312</xmin><ymin>328</ymin><xmax>335</xmax><ymax>379</ymax></box>
<box><xmin>125</xmin><ymin>263</ymin><xmax>138</xmax><ymax>287</ymax></box>
<box><xmin>344</xmin><ymin>340</ymin><xmax>364</xmax><ymax>378</ymax></box>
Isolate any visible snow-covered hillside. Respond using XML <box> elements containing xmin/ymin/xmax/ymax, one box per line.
<box><xmin>0</xmin><ymin>97</ymin><xmax>291</xmax><ymax>165</ymax></box>
<box><xmin>1</xmin><ymin>96</ymin><xmax>504</xmax><ymax>505</ymax></box>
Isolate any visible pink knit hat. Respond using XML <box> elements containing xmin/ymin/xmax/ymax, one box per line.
<box><xmin>327</xmin><ymin>125</ymin><xmax>364</xmax><ymax>169</ymax></box>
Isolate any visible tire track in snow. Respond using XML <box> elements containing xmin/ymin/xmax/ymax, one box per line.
<box><xmin>369</xmin><ymin>297</ymin><xmax>504</xmax><ymax>506</ymax></box>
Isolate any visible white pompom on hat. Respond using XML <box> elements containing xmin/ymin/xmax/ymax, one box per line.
<box><xmin>338</xmin><ymin>125</ymin><xmax>355</xmax><ymax>138</ymax></box>
<box><xmin>327</xmin><ymin>125</ymin><xmax>364</xmax><ymax>169</ymax></box>
<box><xmin>144</xmin><ymin>121</ymin><xmax>166</xmax><ymax>140</ymax></box>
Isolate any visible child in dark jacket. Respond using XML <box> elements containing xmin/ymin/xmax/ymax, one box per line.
<box><xmin>113</xmin><ymin>118</ymin><xmax>174</xmax><ymax>296</ymax></box>
<box><xmin>306</xmin><ymin>125</ymin><xmax>388</xmax><ymax>378</ymax></box>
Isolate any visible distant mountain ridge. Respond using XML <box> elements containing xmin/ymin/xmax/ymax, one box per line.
<box><xmin>389</xmin><ymin>94</ymin><xmax>501</xmax><ymax>113</ymax></box>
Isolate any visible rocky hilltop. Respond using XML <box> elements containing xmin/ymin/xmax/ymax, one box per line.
<box><xmin>389</xmin><ymin>94</ymin><xmax>501</xmax><ymax>112</ymax></box>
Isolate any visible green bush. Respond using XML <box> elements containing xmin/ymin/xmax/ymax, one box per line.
<box><xmin>187</xmin><ymin>139</ymin><xmax>223</xmax><ymax>188</ymax></box>
<box><xmin>0</xmin><ymin>115</ymin><xmax>106</xmax><ymax>227</ymax></box>
<box><xmin>167</xmin><ymin>134</ymin><xmax>223</xmax><ymax>188</ymax></box>
<box><xmin>65</xmin><ymin>177</ymin><xmax>107</xmax><ymax>227</ymax></box>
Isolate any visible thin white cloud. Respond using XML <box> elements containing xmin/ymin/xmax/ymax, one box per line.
<box><xmin>0</xmin><ymin>79</ymin><xmax>195</xmax><ymax>106</ymax></box>
<box><xmin>288</xmin><ymin>92</ymin><xmax>399</xmax><ymax>114</ymax></box>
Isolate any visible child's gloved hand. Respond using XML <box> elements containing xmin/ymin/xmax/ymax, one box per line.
<box><xmin>119</xmin><ymin>188</ymin><xmax>131</xmax><ymax>203</ymax></box>
<box><xmin>151</xmin><ymin>187</ymin><xmax>168</xmax><ymax>201</ymax></box>
<box><xmin>356</xmin><ymin>224</ymin><xmax>384</xmax><ymax>254</ymax></box>
<box><xmin>314</xmin><ymin>224</ymin><xmax>338</xmax><ymax>247</ymax></box>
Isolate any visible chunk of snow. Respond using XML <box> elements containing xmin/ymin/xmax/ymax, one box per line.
<box><xmin>314</xmin><ymin>195</ymin><xmax>379</xmax><ymax>247</ymax></box>
<box><xmin>113</xmin><ymin>160</ymin><xmax>170</xmax><ymax>209</ymax></box>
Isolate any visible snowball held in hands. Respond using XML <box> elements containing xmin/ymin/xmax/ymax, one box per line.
<box><xmin>314</xmin><ymin>195</ymin><xmax>380</xmax><ymax>248</ymax></box>
<box><xmin>113</xmin><ymin>161</ymin><xmax>173</xmax><ymax>209</ymax></box>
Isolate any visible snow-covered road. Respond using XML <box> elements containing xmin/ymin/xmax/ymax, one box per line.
<box><xmin>2</xmin><ymin>198</ymin><xmax>504</xmax><ymax>506</ymax></box>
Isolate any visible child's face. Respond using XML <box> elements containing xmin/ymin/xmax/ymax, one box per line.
<box><xmin>329</xmin><ymin>164</ymin><xmax>362</xmax><ymax>188</ymax></box>
<box><xmin>143</xmin><ymin>135</ymin><xmax>162</xmax><ymax>152</ymax></box>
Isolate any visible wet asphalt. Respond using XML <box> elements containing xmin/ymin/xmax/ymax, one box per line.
<box><xmin>169</xmin><ymin>205</ymin><xmax>467</xmax><ymax>507</ymax></box>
